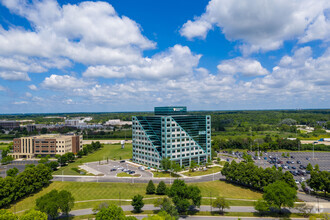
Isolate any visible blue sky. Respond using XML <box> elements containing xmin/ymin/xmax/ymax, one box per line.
<box><xmin>0</xmin><ymin>0</ymin><xmax>329</xmax><ymax>113</ymax></box>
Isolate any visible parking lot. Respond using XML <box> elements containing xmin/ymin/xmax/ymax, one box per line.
<box><xmin>84</xmin><ymin>160</ymin><xmax>153</xmax><ymax>178</ymax></box>
<box><xmin>0</xmin><ymin>160</ymin><xmax>39</xmax><ymax>178</ymax></box>
<box><xmin>219</xmin><ymin>151</ymin><xmax>330</xmax><ymax>184</ymax></box>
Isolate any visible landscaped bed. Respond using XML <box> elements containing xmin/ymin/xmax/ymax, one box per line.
<box><xmin>182</xmin><ymin>166</ymin><xmax>222</xmax><ymax>177</ymax></box>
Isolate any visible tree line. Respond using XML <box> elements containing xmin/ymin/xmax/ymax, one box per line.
<box><xmin>0</xmin><ymin>164</ymin><xmax>52</xmax><ymax>208</ymax></box>
<box><xmin>221</xmin><ymin>160</ymin><xmax>297</xmax><ymax>191</ymax></box>
<box><xmin>213</xmin><ymin>136</ymin><xmax>330</xmax><ymax>151</ymax></box>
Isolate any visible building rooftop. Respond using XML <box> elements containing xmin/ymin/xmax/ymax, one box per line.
<box><xmin>154</xmin><ymin>106</ymin><xmax>187</xmax><ymax>115</ymax></box>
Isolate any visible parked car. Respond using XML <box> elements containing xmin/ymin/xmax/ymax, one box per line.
<box><xmin>291</xmin><ymin>156</ymin><xmax>295</xmax><ymax>159</ymax></box>
<box><xmin>120</xmin><ymin>160</ymin><xmax>126</xmax><ymax>163</ymax></box>
<box><xmin>292</xmin><ymin>166</ymin><xmax>296</xmax><ymax>169</ymax></box>
<box><xmin>129</xmin><ymin>171</ymin><xmax>135</xmax><ymax>174</ymax></box>
<box><xmin>110</xmin><ymin>168</ymin><xmax>117</xmax><ymax>172</ymax></box>
<box><xmin>297</xmin><ymin>161</ymin><xmax>301</xmax><ymax>164</ymax></box>
<box><xmin>123</xmin><ymin>169</ymin><xmax>129</xmax><ymax>172</ymax></box>
<box><xmin>139</xmin><ymin>166</ymin><xmax>145</xmax><ymax>171</ymax></box>
<box><xmin>306</xmin><ymin>157</ymin><xmax>310</xmax><ymax>160</ymax></box>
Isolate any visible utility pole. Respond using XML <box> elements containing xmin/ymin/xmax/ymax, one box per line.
<box><xmin>119</xmin><ymin>192</ymin><xmax>121</xmax><ymax>207</ymax></box>
<box><xmin>210</xmin><ymin>192</ymin><xmax>212</xmax><ymax>213</ymax></box>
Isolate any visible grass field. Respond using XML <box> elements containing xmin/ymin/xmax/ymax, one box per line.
<box><xmin>53</xmin><ymin>143</ymin><xmax>132</xmax><ymax>175</ymax></box>
<box><xmin>8</xmin><ymin>180</ymin><xmax>262</xmax><ymax>213</ymax></box>
<box><xmin>117</xmin><ymin>172</ymin><xmax>141</xmax><ymax>178</ymax></box>
<box><xmin>191</xmin><ymin>181</ymin><xmax>262</xmax><ymax>200</ymax></box>
<box><xmin>152</xmin><ymin>171</ymin><xmax>180</xmax><ymax>178</ymax></box>
<box><xmin>183</xmin><ymin>166</ymin><xmax>222</xmax><ymax>177</ymax></box>
<box><xmin>0</xmin><ymin>145</ymin><xmax>9</xmax><ymax>150</ymax></box>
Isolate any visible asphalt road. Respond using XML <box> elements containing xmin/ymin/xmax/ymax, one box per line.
<box><xmin>68</xmin><ymin>204</ymin><xmax>330</xmax><ymax>218</ymax></box>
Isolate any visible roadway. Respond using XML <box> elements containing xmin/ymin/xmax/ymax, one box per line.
<box><xmin>67</xmin><ymin>204</ymin><xmax>330</xmax><ymax>219</ymax></box>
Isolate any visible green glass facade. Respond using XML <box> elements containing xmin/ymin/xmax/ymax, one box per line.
<box><xmin>132</xmin><ymin>106</ymin><xmax>211</xmax><ymax>168</ymax></box>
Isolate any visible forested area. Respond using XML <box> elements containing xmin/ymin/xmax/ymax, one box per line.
<box><xmin>221</xmin><ymin>160</ymin><xmax>297</xmax><ymax>191</ymax></box>
<box><xmin>0</xmin><ymin>164</ymin><xmax>52</xmax><ymax>208</ymax></box>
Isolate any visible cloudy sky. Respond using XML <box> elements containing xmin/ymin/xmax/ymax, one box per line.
<box><xmin>0</xmin><ymin>0</ymin><xmax>329</xmax><ymax>113</ymax></box>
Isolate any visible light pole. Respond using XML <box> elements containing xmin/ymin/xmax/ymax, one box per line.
<box><xmin>210</xmin><ymin>192</ymin><xmax>212</xmax><ymax>213</ymax></box>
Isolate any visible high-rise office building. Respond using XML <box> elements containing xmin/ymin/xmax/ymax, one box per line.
<box><xmin>132</xmin><ymin>106</ymin><xmax>211</xmax><ymax>168</ymax></box>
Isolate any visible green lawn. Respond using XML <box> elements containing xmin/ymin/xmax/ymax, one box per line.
<box><xmin>8</xmin><ymin>180</ymin><xmax>262</xmax><ymax>213</ymax></box>
<box><xmin>117</xmin><ymin>172</ymin><xmax>141</xmax><ymax>178</ymax></box>
<box><xmin>152</xmin><ymin>171</ymin><xmax>180</xmax><ymax>178</ymax></box>
<box><xmin>191</xmin><ymin>181</ymin><xmax>262</xmax><ymax>200</ymax></box>
<box><xmin>183</xmin><ymin>166</ymin><xmax>222</xmax><ymax>177</ymax></box>
<box><xmin>53</xmin><ymin>143</ymin><xmax>132</xmax><ymax>175</ymax></box>
<box><xmin>0</xmin><ymin>145</ymin><xmax>9</xmax><ymax>150</ymax></box>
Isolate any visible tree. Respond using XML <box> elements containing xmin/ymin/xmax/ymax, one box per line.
<box><xmin>40</xmin><ymin>128</ymin><xmax>48</xmax><ymax>134</ymax></box>
<box><xmin>146</xmin><ymin>180</ymin><xmax>155</xmax><ymax>194</ymax></box>
<box><xmin>167</xmin><ymin>179</ymin><xmax>201</xmax><ymax>213</ymax></box>
<box><xmin>314</xmin><ymin>164</ymin><xmax>320</xmax><ymax>172</ymax></box>
<box><xmin>156</xmin><ymin>181</ymin><xmax>167</xmax><ymax>195</ymax></box>
<box><xmin>188</xmin><ymin>185</ymin><xmax>202</xmax><ymax>207</ymax></box>
<box><xmin>66</xmin><ymin>152</ymin><xmax>75</xmax><ymax>162</ymax></box>
<box><xmin>77</xmin><ymin>150</ymin><xmax>84</xmax><ymax>158</ymax></box>
<box><xmin>96</xmin><ymin>204</ymin><xmax>126</xmax><ymax>220</ymax></box>
<box><xmin>160</xmin><ymin>157</ymin><xmax>171</xmax><ymax>171</ymax></box>
<box><xmin>190</xmin><ymin>160</ymin><xmax>198</xmax><ymax>172</ymax></box>
<box><xmin>36</xmin><ymin>189</ymin><xmax>74</xmax><ymax>218</ymax></box>
<box><xmin>153</xmin><ymin>197</ymin><xmax>178</xmax><ymax>219</ymax></box>
<box><xmin>6</xmin><ymin>167</ymin><xmax>19</xmax><ymax>177</ymax></box>
<box><xmin>142</xmin><ymin>211</ymin><xmax>177</xmax><ymax>220</ymax></box>
<box><xmin>20</xmin><ymin>209</ymin><xmax>47</xmax><ymax>220</ymax></box>
<box><xmin>47</xmin><ymin>161</ymin><xmax>59</xmax><ymax>171</ymax></box>
<box><xmin>58</xmin><ymin>190</ymin><xmax>75</xmax><ymax>215</ymax></box>
<box><xmin>0</xmin><ymin>210</ymin><xmax>17</xmax><ymax>220</ymax></box>
<box><xmin>254</xmin><ymin>199</ymin><xmax>270</xmax><ymax>215</ymax></box>
<box><xmin>212</xmin><ymin>197</ymin><xmax>230</xmax><ymax>213</ymax></box>
<box><xmin>131</xmin><ymin>194</ymin><xmax>144</xmax><ymax>213</ymax></box>
<box><xmin>36</xmin><ymin>190</ymin><xmax>60</xmax><ymax>219</ymax></box>
<box><xmin>307</xmin><ymin>171</ymin><xmax>330</xmax><ymax>196</ymax></box>
<box><xmin>171</xmin><ymin>161</ymin><xmax>181</xmax><ymax>174</ymax></box>
<box><xmin>306</xmin><ymin>163</ymin><xmax>313</xmax><ymax>172</ymax></box>
<box><xmin>242</xmin><ymin>152</ymin><xmax>253</xmax><ymax>163</ymax></box>
<box><xmin>263</xmin><ymin>181</ymin><xmax>297</xmax><ymax>211</ymax></box>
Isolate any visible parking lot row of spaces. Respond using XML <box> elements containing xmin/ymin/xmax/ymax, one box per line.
<box><xmin>84</xmin><ymin>160</ymin><xmax>153</xmax><ymax>178</ymax></box>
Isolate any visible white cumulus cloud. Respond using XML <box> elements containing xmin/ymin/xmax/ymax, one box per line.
<box><xmin>217</xmin><ymin>58</ymin><xmax>269</xmax><ymax>76</ymax></box>
<box><xmin>0</xmin><ymin>0</ymin><xmax>156</xmax><ymax>81</ymax></box>
<box><xmin>180</xmin><ymin>0</ymin><xmax>330</xmax><ymax>54</ymax></box>
<box><xmin>84</xmin><ymin>44</ymin><xmax>201</xmax><ymax>80</ymax></box>
<box><xmin>41</xmin><ymin>74</ymin><xmax>92</xmax><ymax>90</ymax></box>
<box><xmin>28</xmin><ymin>84</ymin><xmax>38</xmax><ymax>91</ymax></box>
<box><xmin>0</xmin><ymin>71</ymin><xmax>30</xmax><ymax>81</ymax></box>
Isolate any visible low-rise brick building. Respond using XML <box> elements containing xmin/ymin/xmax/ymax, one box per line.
<box><xmin>10</xmin><ymin>134</ymin><xmax>83</xmax><ymax>159</ymax></box>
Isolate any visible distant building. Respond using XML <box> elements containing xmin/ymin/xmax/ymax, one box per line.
<box><xmin>10</xmin><ymin>134</ymin><xmax>83</xmax><ymax>159</ymax></box>
<box><xmin>132</xmin><ymin>106</ymin><xmax>211</xmax><ymax>168</ymax></box>
<box><xmin>105</xmin><ymin>119</ymin><xmax>132</xmax><ymax>126</ymax></box>
<box><xmin>0</xmin><ymin>120</ymin><xmax>20</xmax><ymax>129</ymax></box>
<box><xmin>65</xmin><ymin>117</ymin><xmax>93</xmax><ymax>127</ymax></box>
